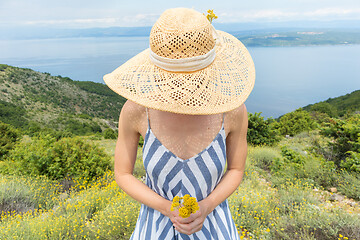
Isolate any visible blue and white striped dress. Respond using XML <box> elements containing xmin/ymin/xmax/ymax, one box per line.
<box><xmin>130</xmin><ymin>110</ymin><xmax>240</xmax><ymax>240</ymax></box>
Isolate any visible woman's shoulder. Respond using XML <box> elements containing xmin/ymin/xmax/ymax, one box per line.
<box><xmin>228</xmin><ymin>104</ymin><xmax>247</xmax><ymax>118</ymax></box>
<box><xmin>225</xmin><ymin>104</ymin><xmax>248</xmax><ymax>133</ymax></box>
<box><xmin>121</xmin><ymin>100</ymin><xmax>146</xmax><ymax>115</ymax></box>
<box><xmin>119</xmin><ymin>100</ymin><xmax>147</xmax><ymax>132</ymax></box>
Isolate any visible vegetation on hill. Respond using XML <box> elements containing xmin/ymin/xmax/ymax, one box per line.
<box><xmin>0</xmin><ymin>121</ymin><xmax>20</xmax><ymax>159</ymax></box>
<box><xmin>0</xmin><ymin>64</ymin><xmax>126</xmax><ymax>136</ymax></box>
<box><xmin>246</xmin><ymin>90</ymin><xmax>359</xmax><ymax>175</ymax></box>
<box><xmin>0</xmin><ymin>65</ymin><xmax>359</xmax><ymax>239</ymax></box>
<box><xmin>1</xmin><ymin>138</ymin><xmax>359</xmax><ymax>239</ymax></box>
<box><xmin>303</xmin><ymin>90</ymin><xmax>360</xmax><ymax>118</ymax></box>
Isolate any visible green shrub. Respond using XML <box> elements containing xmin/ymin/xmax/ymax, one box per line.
<box><xmin>249</xmin><ymin>146</ymin><xmax>281</xmax><ymax>171</ymax></box>
<box><xmin>0</xmin><ymin>100</ymin><xmax>29</xmax><ymax>129</ymax></box>
<box><xmin>281</xmin><ymin>146</ymin><xmax>306</xmax><ymax>165</ymax></box>
<box><xmin>0</xmin><ymin>174</ymin><xmax>61</xmax><ymax>214</ymax></box>
<box><xmin>309</xmin><ymin>111</ymin><xmax>332</xmax><ymax>125</ymax></box>
<box><xmin>138</xmin><ymin>135</ymin><xmax>144</xmax><ymax>147</ymax></box>
<box><xmin>0</xmin><ymin>64</ymin><xmax>8</xmax><ymax>71</ymax></box>
<box><xmin>320</xmin><ymin>115</ymin><xmax>360</xmax><ymax>165</ymax></box>
<box><xmin>89</xmin><ymin>132</ymin><xmax>103</xmax><ymax>140</ymax></box>
<box><xmin>340</xmin><ymin>151</ymin><xmax>360</xmax><ymax>173</ymax></box>
<box><xmin>275</xmin><ymin>109</ymin><xmax>315</xmax><ymax>136</ymax></box>
<box><xmin>309</xmin><ymin>102</ymin><xmax>338</xmax><ymax>117</ymax></box>
<box><xmin>270</xmin><ymin>146</ymin><xmax>306</xmax><ymax>173</ymax></box>
<box><xmin>64</xmin><ymin>119</ymin><xmax>102</xmax><ymax>135</ymax></box>
<box><xmin>77</xmin><ymin>113</ymin><xmax>92</xmax><ymax>120</ymax></box>
<box><xmin>30</xmin><ymin>127</ymin><xmax>73</xmax><ymax>140</ymax></box>
<box><xmin>132</xmin><ymin>148</ymin><xmax>146</xmax><ymax>178</ymax></box>
<box><xmin>4</xmin><ymin>135</ymin><xmax>111</xmax><ymax>181</ymax></box>
<box><xmin>335</xmin><ymin>169</ymin><xmax>360</xmax><ymax>200</ymax></box>
<box><xmin>302</xmin><ymin>156</ymin><xmax>337</xmax><ymax>188</ymax></box>
<box><xmin>0</xmin><ymin>121</ymin><xmax>21</xmax><ymax>159</ymax></box>
<box><xmin>103</xmin><ymin>128</ymin><xmax>117</xmax><ymax>139</ymax></box>
<box><xmin>247</xmin><ymin>112</ymin><xmax>280</xmax><ymax>146</ymax></box>
<box><xmin>89</xmin><ymin>195</ymin><xmax>139</xmax><ymax>239</ymax></box>
<box><xmin>25</xmin><ymin>121</ymin><xmax>42</xmax><ymax>136</ymax></box>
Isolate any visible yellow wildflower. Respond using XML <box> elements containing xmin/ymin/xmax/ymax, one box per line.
<box><xmin>171</xmin><ymin>195</ymin><xmax>200</xmax><ymax>218</ymax></box>
<box><xmin>179</xmin><ymin>207</ymin><xmax>191</xmax><ymax>218</ymax></box>
<box><xmin>203</xmin><ymin>9</ymin><xmax>218</xmax><ymax>24</ymax></box>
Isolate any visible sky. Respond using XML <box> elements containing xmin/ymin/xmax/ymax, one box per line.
<box><xmin>1</xmin><ymin>0</ymin><xmax>360</xmax><ymax>28</ymax></box>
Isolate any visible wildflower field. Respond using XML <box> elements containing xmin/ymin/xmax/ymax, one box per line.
<box><xmin>1</xmin><ymin>133</ymin><xmax>359</xmax><ymax>240</ymax></box>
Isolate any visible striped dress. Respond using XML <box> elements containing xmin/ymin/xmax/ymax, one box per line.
<box><xmin>130</xmin><ymin>110</ymin><xmax>240</xmax><ymax>240</ymax></box>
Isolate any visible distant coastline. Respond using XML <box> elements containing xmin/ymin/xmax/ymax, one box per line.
<box><xmin>1</xmin><ymin>20</ymin><xmax>360</xmax><ymax>47</ymax></box>
<box><xmin>237</xmin><ymin>30</ymin><xmax>360</xmax><ymax>47</ymax></box>
<box><xmin>2</xmin><ymin>30</ymin><xmax>360</xmax><ymax>47</ymax></box>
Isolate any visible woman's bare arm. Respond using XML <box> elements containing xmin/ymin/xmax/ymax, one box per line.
<box><xmin>113</xmin><ymin>100</ymin><xmax>173</xmax><ymax>216</ymax></box>
<box><xmin>204</xmin><ymin>103</ymin><xmax>248</xmax><ymax>211</ymax></box>
<box><xmin>173</xmin><ymin>104</ymin><xmax>248</xmax><ymax>235</ymax></box>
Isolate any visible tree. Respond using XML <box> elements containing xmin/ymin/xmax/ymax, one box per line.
<box><xmin>0</xmin><ymin>121</ymin><xmax>21</xmax><ymax>159</ymax></box>
<box><xmin>320</xmin><ymin>115</ymin><xmax>360</xmax><ymax>166</ymax></box>
<box><xmin>247</xmin><ymin>112</ymin><xmax>280</xmax><ymax>146</ymax></box>
<box><xmin>309</xmin><ymin>102</ymin><xmax>337</xmax><ymax>117</ymax></box>
<box><xmin>103</xmin><ymin>128</ymin><xmax>117</xmax><ymax>139</ymax></box>
<box><xmin>276</xmin><ymin>109</ymin><xmax>315</xmax><ymax>136</ymax></box>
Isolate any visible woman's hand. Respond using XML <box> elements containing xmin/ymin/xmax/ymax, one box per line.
<box><xmin>163</xmin><ymin>200</ymin><xmax>179</xmax><ymax>225</ymax></box>
<box><xmin>171</xmin><ymin>200</ymin><xmax>212</xmax><ymax>235</ymax></box>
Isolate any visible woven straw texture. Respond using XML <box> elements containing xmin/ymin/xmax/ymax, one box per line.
<box><xmin>103</xmin><ymin>8</ymin><xmax>255</xmax><ymax>115</ymax></box>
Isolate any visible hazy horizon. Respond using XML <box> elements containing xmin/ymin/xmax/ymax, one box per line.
<box><xmin>1</xmin><ymin>0</ymin><xmax>360</xmax><ymax>29</ymax></box>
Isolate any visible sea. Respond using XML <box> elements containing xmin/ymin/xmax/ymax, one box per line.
<box><xmin>1</xmin><ymin>36</ymin><xmax>360</xmax><ymax>118</ymax></box>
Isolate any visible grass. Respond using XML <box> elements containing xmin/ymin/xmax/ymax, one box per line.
<box><xmin>1</xmin><ymin>133</ymin><xmax>359</xmax><ymax>240</ymax></box>
<box><xmin>0</xmin><ymin>172</ymin><xmax>139</xmax><ymax>240</ymax></box>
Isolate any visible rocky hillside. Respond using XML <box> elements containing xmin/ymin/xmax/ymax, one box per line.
<box><xmin>0</xmin><ymin>64</ymin><xmax>126</xmax><ymax>132</ymax></box>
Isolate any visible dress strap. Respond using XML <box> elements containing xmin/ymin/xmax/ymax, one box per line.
<box><xmin>222</xmin><ymin>112</ymin><xmax>225</xmax><ymax>126</ymax></box>
<box><xmin>146</xmin><ymin>107</ymin><xmax>150</xmax><ymax>129</ymax></box>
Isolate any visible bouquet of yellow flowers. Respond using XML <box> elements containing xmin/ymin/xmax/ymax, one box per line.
<box><xmin>171</xmin><ymin>194</ymin><xmax>200</xmax><ymax>218</ymax></box>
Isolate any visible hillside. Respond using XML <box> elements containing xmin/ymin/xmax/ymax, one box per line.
<box><xmin>302</xmin><ymin>89</ymin><xmax>360</xmax><ymax>117</ymax></box>
<box><xmin>0</xmin><ymin>64</ymin><xmax>126</xmax><ymax>132</ymax></box>
<box><xmin>237</xmin><ymin>30</ymin><xmax>360</xmax><ymax>47</ymax></box>
<box><xmin>1</xmin><ymin>64</ymin><xmax>358</xmax><ymax>135</ymax></box>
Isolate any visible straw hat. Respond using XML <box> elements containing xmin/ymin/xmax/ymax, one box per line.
<box><xmin>103</xmin><ymin>8</ymin><xmax>255</xmax><ymax>115</ymax></box>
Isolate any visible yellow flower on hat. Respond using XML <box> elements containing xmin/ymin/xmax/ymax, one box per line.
<box><xmin>204</xmin><ymin>9</ymin><xmax>218</xmax><ymax>24</ymax></box>
<box><xmin>171</xmin><ymin>194</ymin><xmax>200</xmax><ymax>218</ymax></box>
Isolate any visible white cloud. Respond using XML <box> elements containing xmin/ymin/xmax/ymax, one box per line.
<box><xmin>304</xmin><ymin>8</ymin><xmax>360</xmax><ymax>17</ymax></box>
<box><xmin>24</xmin><ymin>18</ymin><xmax>118</xmax><ymax>25</ymax></box>
<box><xmin>2</xmin><ymin>7</ymin><xmax>360</xmax><ymax>28</ymax></box>
<box><xmin>122</xmin><ymin>14</ymin><xmax>159</xmax><ymax>26</ymax></box>
<box><xmin>219</xmin><ymin>7</ymin><xmax>360</xmax><ymax>22</ymax></box>
<box><xmin>12</xmin><ymin>13</ymin><xmax>160</xmax><ymax>28</ymax></box>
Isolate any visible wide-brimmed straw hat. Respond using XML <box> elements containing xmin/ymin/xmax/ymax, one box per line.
<box><xmin>103</xmin><ymin>7</ymin><xmax>255</xmax><ymax>115</ymax></box>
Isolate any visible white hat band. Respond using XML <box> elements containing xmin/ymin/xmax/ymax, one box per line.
<box><xmin>149</xmin><ymin>25</ymin><xmax>220</xmax><ymax>72</ymax></box>
<box><xmin>149</xmin><ymin>47</ymin><xmax>216</xmax><ymax>72</ymax></box>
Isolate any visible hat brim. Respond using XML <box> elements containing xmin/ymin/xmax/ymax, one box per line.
<box><xmin>103</xmin><ymin>30</ymin><xmax>255</xmax><ymax>115</ymax></box>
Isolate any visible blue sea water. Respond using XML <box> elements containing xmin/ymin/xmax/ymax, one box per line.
<box><xmin>1</xmin><ymin>37</ymin><xmax>359</xmax><ymax>118</ymax></box>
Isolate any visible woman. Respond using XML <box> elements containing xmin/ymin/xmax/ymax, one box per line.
<box><xmin>103</xmin><ymin>8</ymin><xmax>255</xmax><ymax>239</ymax></box>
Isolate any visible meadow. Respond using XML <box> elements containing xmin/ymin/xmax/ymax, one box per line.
<box><xmin>1</xmin><ymin>131</ymin><xmax>359</xmax><ymax>240</ymax></box>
